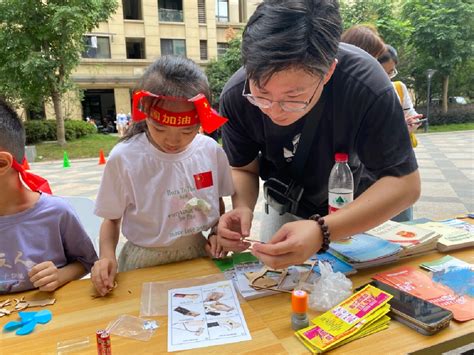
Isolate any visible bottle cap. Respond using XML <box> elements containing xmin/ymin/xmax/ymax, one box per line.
<box><xmin>292</xmin><ymin>290</ymin><xmax>308</xmax><ymax>313</ymax></box>
<box><xmin>335</xmin><ymin>152</ymin><xmax>348</xmax><ymax>162</ymax></box>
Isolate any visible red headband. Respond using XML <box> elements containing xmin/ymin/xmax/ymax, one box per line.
<box><xmin>132</xmin><ymin>90</ymin><xmax>228</xmax><ymax>134</ymax></box>
<box><xmin>11</xmin><ymin>159</ymin><xmax>52</xmax><ymax>194</ymax></box>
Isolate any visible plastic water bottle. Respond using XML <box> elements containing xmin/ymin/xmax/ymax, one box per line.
<box><xmin>328</xmin><ymin>153</ymin><xmax>354</xmax><ymax>214</ymax></box>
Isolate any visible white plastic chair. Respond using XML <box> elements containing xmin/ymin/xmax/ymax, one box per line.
<box><xmin>63</xmin><ymin>196</ymin><xmax>101</xmax><ymax>254</ymax></box>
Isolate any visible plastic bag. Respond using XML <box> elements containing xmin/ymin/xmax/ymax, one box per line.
<box><xmin>140</xmin><ymin>273</ymin><xmax>228</xmax><ymax>317</ymax></box>
<box><xmin>309</xmin><ymin>261</ymin><xmax>352</xmax><ymax>312</ymax></box>
<box><xmin>107</xmin><ymin>314</ymin><xmax>159</xmax><ymax>341</ymax></box>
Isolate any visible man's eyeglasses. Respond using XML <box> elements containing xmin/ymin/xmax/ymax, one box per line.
<box><xmin>388</xmin><ymin>67</ymin><xmax>398</xmax><ymax>79</ymax></box>
<box><xmin>242</xmin><ymin>77</ymin><xmax>323</xmax><ymax>112</ymax></box>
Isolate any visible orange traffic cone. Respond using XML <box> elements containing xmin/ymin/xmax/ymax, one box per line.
<box><xmin>22</xmin><ymin>157</ymin><xmax>31</xmax><ymax>170</ymax></box>
<box><xmin>98</xmin><ymin>149</ymin><xmax>106</xmax><ymax>165</ymax></box>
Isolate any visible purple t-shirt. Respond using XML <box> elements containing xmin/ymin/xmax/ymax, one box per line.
<box><xmin>0</xmin><ymin>193</ymin><xmax>98</xmax><ymax>294</ymax></box>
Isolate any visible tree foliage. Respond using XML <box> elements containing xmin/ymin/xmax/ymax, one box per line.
<box><xmin>340</xmin><ymin>0</ymin><xmax>473</xmax><ymax>114</ymax></box>
<box><xmin>0</xmin><ymin>0</ymin><xmax>117</xmax><ymax>145</ymax></box>
<box><xmin>402</xmin><ymin>0</ymin><xmax>474</xmax><ymax>112</ymax></box>
<box><xmin>206</xmin><ymin>37</ymin><xmax>242</xmax><ymax>107</ymax></box>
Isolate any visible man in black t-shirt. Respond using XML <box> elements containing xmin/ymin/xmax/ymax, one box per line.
<box><xmin>216</xmin><ymin>0</ymin><xmax>420</xmax><ymax>269</ymax></box>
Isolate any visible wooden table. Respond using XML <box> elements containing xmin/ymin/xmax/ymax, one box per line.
<box><xmin>1</xmin><ymin>250</ymin><xmax>472</xmax><ymax>354</ymax></box>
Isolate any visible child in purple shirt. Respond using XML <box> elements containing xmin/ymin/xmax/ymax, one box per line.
<box><xmin>0</xmin><ymin>100</ymin><xmax>97</xmax><ymax>294</ymax></box>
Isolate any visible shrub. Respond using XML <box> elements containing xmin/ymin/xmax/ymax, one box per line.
<box><xmin>24</xmin><ymin>119</ymin><xmax>96</xmax><ymax>144</ymax></box>
<box><xmin>416</xmin><ymin>104</ymin><xmax>474</xmax><ymax>126</ymax></box>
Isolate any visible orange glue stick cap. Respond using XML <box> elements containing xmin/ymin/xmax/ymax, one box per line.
<box><xmin>292</xmin><ymin>290</ymin><xmax>308</xmax><ymax>313</ymax></box>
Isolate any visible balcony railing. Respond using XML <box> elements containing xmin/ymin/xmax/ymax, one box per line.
<box><xmin>159</xmin><ymin>8</ymin><xmax>183</xmax><ymax>22</ymax></box>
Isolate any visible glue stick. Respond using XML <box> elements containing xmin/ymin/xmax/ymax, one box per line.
<box><xmin>291</xmin><ymin>290</ymin><xmax>309</xmax><ymax>330</ymax></box>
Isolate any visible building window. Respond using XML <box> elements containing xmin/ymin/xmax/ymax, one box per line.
<box><xmin>200</xmin><ymin>40</ymin><xmax>208</xmax><ymax>60</ymax></box>
<box><xmin>217</xmin><ymin>42</ymin><xmax>229</xmax><ymax>58</ymax></box>
<box><xmin>158</xmin><ymin>0</ymin><xmax>183</xmax><ymax>22</ymax></box>
<box><xmin>198</xmin><ymin>0</ymin><xmax>206</xmax><ymax>24</ymax></box>
<box><xmin>123</xmin><ymin>0</ymin><xmax>142</xmax><ymax>20</ymax></box>
<box><xmin>216</xmin><ymin>0</ymin><xmax>229</xmax><ymax>22</ymax></box>
<box><xmin>126</xmin><ymin>38</ymin><xmax>146</xmax><ymax>59</ymax></box>
<box><xmin>161</xmin><ymin>39</ymin><xmax>186</xmax><ymax>56</ymax></box>
<box><xmin>82</xmin><ymin>36</ymin><xmax>111</xmax><ymax>59</ymax></box>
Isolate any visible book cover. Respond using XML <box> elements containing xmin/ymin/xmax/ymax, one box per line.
<box><xmin>440</xmin><ymin>218</ymin><xmax>474</xmax><ymax>234</ymax></box>
<box><xmin>329</xmin><ymin>234</ymin><xmax>401</xmax><ymax>263</ymax></box>
<box><xmin>373</xmin><ymin>266</ymin><xmax>474</xmax><ymax>321</ymax></box>
<box><xmin>420</xmin><ymin>255</ymin><xmax>472</xmax><ymax>272</ymax></box>
<box><xmin>415</xmin><ymin>221</ymin><xmax>474</xmax><ymax>252</ymax></box>
<box><xmin>367</xmin><ymin>220</ymin><xmax>439</xmax><ymax>247</ymax></box>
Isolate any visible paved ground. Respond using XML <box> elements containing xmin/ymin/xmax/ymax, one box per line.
<box><xmin>29</xmin><ymin>131</ymin><xmax>473</xmax><ymax>240</ymax></box>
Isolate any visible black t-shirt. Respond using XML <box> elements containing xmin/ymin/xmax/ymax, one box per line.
<box><xmin>220</xmin><ymin>43</ymin><xmax>418</xmax><ymax>218</ymax></box>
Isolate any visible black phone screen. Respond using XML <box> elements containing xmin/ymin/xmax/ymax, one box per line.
<box><xmin>369</xmin><ymin>280</ymin><xmax>453</xmax><ymax>325</ymax></box>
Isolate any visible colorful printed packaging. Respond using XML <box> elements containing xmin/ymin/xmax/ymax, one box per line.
<box><xmin>295</xmin><ymin>285</ymin><xmax>392</xmax><ymax>352</ymax></box>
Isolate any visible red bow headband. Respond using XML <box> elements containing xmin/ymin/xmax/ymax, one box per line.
<box><xmin>11</xmin><ymin>159</ymin><xmax>52</xmax><ymax>194</ymax></box>
<box><xmin>132</xmin><ymin>90</ymin><xmax>228</xmax><ymax>134</ymax></box>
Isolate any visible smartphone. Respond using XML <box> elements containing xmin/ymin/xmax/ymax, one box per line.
<box><xmin>357</xmin><ymin>280</ymin><xmax>453</xmax><ymax>335</ymax></box>
<box><xmin>408</xmin><ymin>117</ymin><xmax>428</xmax><ymax>125</ymax></box>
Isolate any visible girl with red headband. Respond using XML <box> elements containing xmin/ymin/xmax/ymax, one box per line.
<box><xmin>91</xmin><ymin>56</ymin><xmax>234</xmax><ymax>296</ymax></box>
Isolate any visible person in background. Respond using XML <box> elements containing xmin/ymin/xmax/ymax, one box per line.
<box><xmin>378</xmin><ymin>45</ymin><xmax>423</xmax><ymax>148</ymax></box>
<box><xmin>341</xmin><ymin>24</ymin><xmax>386</xmax><ymax>58</ymax></box>
<box><xmin>0</xmin><ymin>99</ymin><xmax>97</xmax><ymax>294</ymax></box>
<box><xmin>216</xmin><ymin>0</ymin><xmax>420</xmax><ymax>269</ymax></box>
<box><xmin>91</xmin><ymin>56</ymin><xmax>234</xmax><ymax>296</ymax></box>
<box><xmin>341</xmin><ymin>25</ymin><xmax>421</xmax><ymax>221</ymax></box>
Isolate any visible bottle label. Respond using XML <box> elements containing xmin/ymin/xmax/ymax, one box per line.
<box><xmin>328</xmin><ymin>190</ymin><xmax>353</xmax><ymax>214</ymax></box>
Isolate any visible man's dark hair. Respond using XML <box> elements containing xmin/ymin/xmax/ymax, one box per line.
<box><xmin>378</xmin><ymin>45</ymin><xmax>399</xmax><ymax>65</ymax></box>
<box><xmin>0</xmin><ymin>99</ymin><xmax>25</xmax><ymax>163</ymax></box>
<box><xmin>242</xmin><ymin>0</ymin><xmax>342</xmax><ymax>85</ymax></box>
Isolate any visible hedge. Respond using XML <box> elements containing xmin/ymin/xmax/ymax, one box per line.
<box><xmin>416</xmin><ymin>104</ymin><xmax>474</xmax><ymax>126</ymax></box>
<box><xmin>25</xmin><ymin>120</ymin><xmax>97</xmax><ymax>144</ymax></box>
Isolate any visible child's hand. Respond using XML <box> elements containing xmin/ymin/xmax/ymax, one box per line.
<box><xmin>206</xmin><ymin>234</ymin><xmax>227</xmax><ymax>259</ymax></box>
<box><xmin>28</xmin><ymin>261</ymin><xmax>61</xmax><ymax>292</ymax></box>
<box><xmin>91</xmin><ymin>258</ymin><xmax>118</xmax><ymax>296</ymax></box>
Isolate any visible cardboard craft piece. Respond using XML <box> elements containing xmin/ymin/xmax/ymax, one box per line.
<box><xmin>245</xmin><ymin>259</ymin><xmax>317</xmax><ymax>292</ymax></box>
<box><xmin>0</xmin><ymin>297</ymin><xmax>56</xmax><ymax>317</ymax></box>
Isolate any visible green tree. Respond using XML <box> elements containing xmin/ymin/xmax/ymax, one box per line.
<box><xmin>206</xmin><ymin>36</ymin><xmax>242</xmax><ymax>106</ymax></box>
<box><xmin>402</xmin><ymin>0</ymin><xmax>474</xmax><ymax>113</ymax></box>
<box><xmin>340</xmin><ymin>0</ymin><xmax>411</xmax><ymax>51</ymax></box>
<box><xmin>0</xmin><ymin>0</ymin><xmax>117</xmax><ymax>146</ymax></box>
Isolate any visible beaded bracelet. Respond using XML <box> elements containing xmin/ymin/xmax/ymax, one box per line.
<box><xmin>308</xmin><ymin>214</ymin><xmax>330</xmax><ymax>254</ymax></box>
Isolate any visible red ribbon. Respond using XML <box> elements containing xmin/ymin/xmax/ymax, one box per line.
<box><xmin>132</xmin><ymin>91</ymin><xmax>228</xmax><ymax>134</ymax></box>
<box><xmin>11</xmin><ymin>159</ymin><xmax>52</xmax><ymax>194</ymax></box>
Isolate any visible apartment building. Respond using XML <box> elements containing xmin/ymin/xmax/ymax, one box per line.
<box><xmin>48</xmin><ymin>0</ymin><xmax>259</xmax><ymax>126</ymax></box>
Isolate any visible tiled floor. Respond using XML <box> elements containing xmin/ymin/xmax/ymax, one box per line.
<box><xmin>30</xmin><ymin>130</ymin><xmax>473</xmax><ymax>240</ymax></box>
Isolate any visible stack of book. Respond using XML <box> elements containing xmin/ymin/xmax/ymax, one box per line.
<box><xmin>295</xmin><ymin>284</ymin><xmax>392</xmax><ymax>353</ymax></box>
<box><xmin>329</xmin><ymin>233</ymin><xmax>402</xmax><ymax>269</ymax></box>
<box><xmin>328</xmin><ymin>220</ymin><xmax>443</xmax><ymax>269</ymax></box>
<box><xmin>373</xmin><ymin>265</ymin><xmax>474</xmax><ymax>322</ymax></box>
<box><xmin>366</xmin><ymin>220</ymin><xmax>440</xmax><ymax>257</ymax></box>
<box><xmin>411</xmin><ymin>220</ymin><xmax>474</xmax><ymax>252</ymax></box>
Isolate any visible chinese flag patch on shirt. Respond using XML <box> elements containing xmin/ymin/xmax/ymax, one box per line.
<box><xmin>193</xmin><ymin>171</ymin><xmax>213</xmax><ymax>189</ymax></box>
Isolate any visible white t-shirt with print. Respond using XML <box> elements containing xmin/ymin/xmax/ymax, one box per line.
<box><xmin>94</xmin><ymin>133</ymin><xmax>234</xmax><ymax>247</ymax></box>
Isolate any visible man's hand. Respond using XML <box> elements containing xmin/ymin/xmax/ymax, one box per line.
<box><xmin>251</xmin><ymin>220</ymin><xmax>322</xmax><ymax>269</ymax></box>
<box><xmin>28</xmin><ymin>261</ymin><xmax>62</xmax><ymax>292</ymax></box>
<box><xmin>216</xmin><ymin>207</ymin><xmax>253</xmax><ymax>252</ymax></box>
<box><xmin>91</xmin><ymin>258</ymin><xmax>118</xmax><ymax>296</ymax></box>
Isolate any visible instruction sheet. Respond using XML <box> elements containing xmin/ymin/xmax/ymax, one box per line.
<box><xmin>167</xmin><ymin>280</ymin><xmax>251</xmax><ymax>352</ymax></box>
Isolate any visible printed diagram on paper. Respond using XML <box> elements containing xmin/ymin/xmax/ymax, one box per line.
<box><xmin>168</xmin><ymin>280</ymin><xmax>251</xmax><ymax>352</ymax></box>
